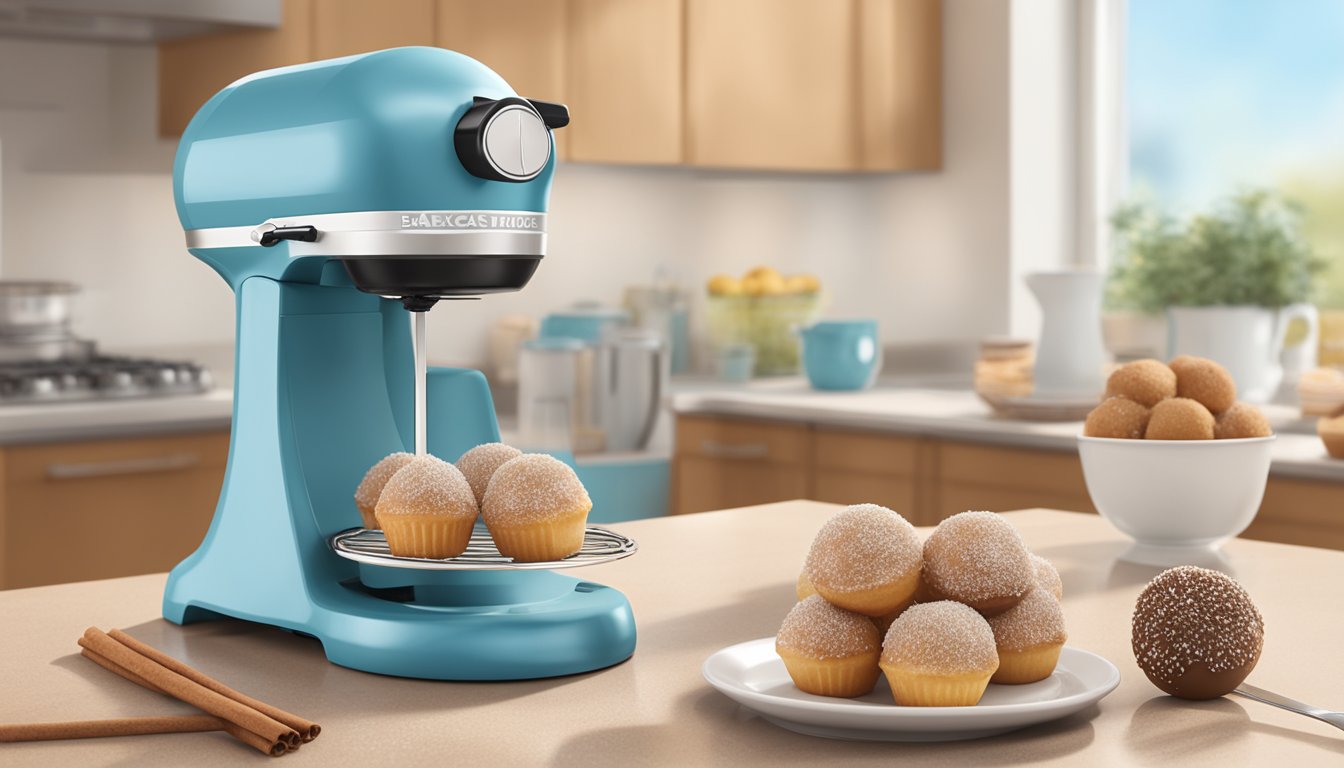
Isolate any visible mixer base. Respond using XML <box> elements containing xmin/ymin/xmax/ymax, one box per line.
<box><xmin>166</xmin><ymin>568</ymin><xmax>637</xmax><ymax>681</ymax></box>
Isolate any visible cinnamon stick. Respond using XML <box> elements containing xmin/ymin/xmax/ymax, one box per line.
<box><xmin>79</xmin><ymin>647</ymin><xmax>286</xmax><ymax>757</ymax></box>
<box><xmin>78</xmin><ymin>628</ymin><xmax>299</xmax><ymax>752</ymax></box>
<box><xmin>108</xmin><ymin>628</ymin><xmax>320</xmax><ymax>742</ymax></box>
<box><xmin>0</xmin><ymin>715</ymin><xmax>224</xmax><ymax>743</ymax></box>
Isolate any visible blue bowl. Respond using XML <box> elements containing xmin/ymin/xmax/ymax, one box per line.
<box><xmin>800</xmin><ymin>320</ymin><xmax>881</xmax><ymax>391</ymax></box>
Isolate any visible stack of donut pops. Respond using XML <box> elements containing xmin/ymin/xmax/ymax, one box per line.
<box><xmin>352</xmin><ymin>443</ymin><xmax>593</xmax><ymax>562</ymax></box>
<box><xmin>776</xmin><ymin>505</ymin><xmax>1068</xmax><ymax>706</ymax></box>
<box><xmin>1084</xmin><ymin>356</ymin><xmax>1272</xmax><ymax>440</ymax></box>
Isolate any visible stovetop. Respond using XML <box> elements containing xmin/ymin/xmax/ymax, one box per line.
<box><xmin>0</xmin><ymin>356</ymin><xmax>213</xmax><ymax>403</ymax></box>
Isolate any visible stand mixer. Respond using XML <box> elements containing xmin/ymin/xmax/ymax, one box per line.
<box><xmin>163</xmin><ymin>47</ymin><xmax>638</xmax><ymax>680</ymax></box>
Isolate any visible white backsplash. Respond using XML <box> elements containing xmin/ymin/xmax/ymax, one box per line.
<box><xmin>0</xmin><ymin>0</ymin><xmax>1024</xmax><ymax>369</ymax></box>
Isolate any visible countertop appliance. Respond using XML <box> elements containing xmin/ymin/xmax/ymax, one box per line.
<box><xmin>164</xmin><ymin>47</ymin><xmax>636</xmax><ymax>681</ymax></box>
<box><xmin>526</xmin><ymin>306</ymin><xmax>665</xmax><ymax>454</ymax></box>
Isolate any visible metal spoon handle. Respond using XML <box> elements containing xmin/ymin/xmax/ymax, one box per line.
<box><xmin>1234</xmin><ymin>684</ymin><xmax>1344</xmax><ymax>732</ymax></box>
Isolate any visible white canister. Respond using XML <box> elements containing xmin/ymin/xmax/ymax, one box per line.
<box><xmin>1167</xmin><ymin>304</ymin><xmax>1316</xmax><ymax>403</ymax></box>
<box><xmin>1026</xmin><ymin>270</ymin><xmax>1108</xmax><ymax>398</ymax></box>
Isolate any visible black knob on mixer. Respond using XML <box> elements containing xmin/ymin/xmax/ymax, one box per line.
<box><xmin>455</xmin><ymin>97</ymin><xmax>566</xmax><ymax>182</ymax></box>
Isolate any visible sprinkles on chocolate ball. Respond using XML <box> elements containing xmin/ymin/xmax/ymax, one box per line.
<box><xmin>1131</xmin><ymin>566</ymin><xmax>1264</xmax><ymax>700</ymax></box>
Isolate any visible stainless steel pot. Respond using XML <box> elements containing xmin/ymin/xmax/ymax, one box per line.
<box><xmin>0</xmin><ymin>281</ymin><xmax>78</xmax><ymax>337</ymax></box>
<box><xmin>596</xmin><ymin>329</ymin><xmax>665</xmax><ymax>453</ymax></box>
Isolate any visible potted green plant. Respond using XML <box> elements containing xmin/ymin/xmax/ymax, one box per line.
<box><xmin>1105</xmin><ymin>191</ymin><xmax>1326</xmax><ymax>402</ymax></box>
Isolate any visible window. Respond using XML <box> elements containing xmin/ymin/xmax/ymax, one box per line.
<box><xmin>1126</xmin><ymin>0</ymin><xmax>1344</xmax><ymax>309</ymax></box>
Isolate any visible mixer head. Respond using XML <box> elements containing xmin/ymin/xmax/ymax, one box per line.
<box><xmin>172</xmin><ymin>47</ymin><xmax>568</xmax><ymax>309</ymax></box>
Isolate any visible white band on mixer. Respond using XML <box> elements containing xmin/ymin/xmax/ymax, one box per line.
<box><xmin>184</xmin><ymin>209</ymin><xmax>548</xmax><ymax>257</ymax></box>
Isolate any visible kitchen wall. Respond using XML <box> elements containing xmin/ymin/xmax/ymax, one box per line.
<box><xmin>0</xmin><ymin>0</ymin><xmax>1027</xmax><ymax>371</ymax></box>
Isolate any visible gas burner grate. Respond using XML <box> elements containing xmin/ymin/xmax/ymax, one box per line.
<box><xmin>0</xmin><ymin>356</ymin><xmax>211</xmax><ymax>402</ymax></box>
<box><xmin>329</xmin><ymin>525</ymin><xmax>638</xmax><ymax>571</ymax></box>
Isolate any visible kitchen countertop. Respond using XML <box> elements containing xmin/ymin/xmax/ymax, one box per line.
<box><xmin>673</xmin><ymin>382</ymin><xmax>1344</xmax><ymax>482</ymax></box>
<box><xmin>0</xmin><ymin>390</ymin><xmax>233</xmax><ymax>445</ymax></box>
<box><xmin>2</xmin><ymin>503</ymin><xmax>1341</xmax><ymax>766</ymax></box>
<box><xmin>0</xmin><ymin>343</ymin><xmax>235</xmax><ymax>445</ymax></box>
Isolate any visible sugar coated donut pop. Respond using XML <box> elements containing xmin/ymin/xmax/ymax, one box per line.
<box><xmin>1169</xmin><ymin>355</ymin><xmax>1237</xmax><ymax>414</ymax></box>
<box><xmin>776</xmin><ymin>595</ymin><xmax>882</xmax><ymax>697</ymax></box>
<box><xmin>804</xmin><ymin>504</ymin><xmax>923</xmax><ymax>617</ymax></box>
<box><xmin>879</xmin><ymin>601</ymin><xmax>999</xmax><ymax>706</ymax></box>
<box><xmin>1214</xmin><ymin>402</ymin><xmax>1273</xmax><ymax>439</ymax></box>
<box><xmin>922</xmin><ymin>511</ymin><xmax>1034</xmax><ymax>616</ymax></box>
<box><xmin>354</xmin><ymin>452</ymin><xmax>415</xmax><ymax>529</ymax></box>
<box><xmin>375</xmin><ymin>455</ymin><xmax>479</xmax><ymax>558</ymax></box>
<box><xmin>1084</xmin><ymin>397</ymin><xmax>1151</xmax><ymax>439</ymax></box>
<box><xmin>987</xmin><ymin>588</ymin><xmax>1067</xmax><ymax>684</ymax></box>
<box><xmin>1030</xmin><ymin>553</ymin><xmax>1063</xmax><ymax>599</ymax></box>
<box><xmin>1145</xmin><ymin>397</ymin><xmax>1215</xmax><ymax>440</ymax></box>
<box><xmin>481</xmin><ymin>453</ymin><xmax>592</xmax><ymax>562</ymax></box>
<box><xmin>456</xmin><ymin>442</ymin><xmax>522</xmax><ymax>506</ymax></box>
<box><xmin>1106</xmin><ymin>359</ymin><xmax>1177</xmax><ymax>408</ymax></box>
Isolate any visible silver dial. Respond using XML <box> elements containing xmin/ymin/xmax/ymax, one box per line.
<box><xmin>482</xmin><ymin>105</ymin><xmax>551</xmax><ymax>181</ymax></box>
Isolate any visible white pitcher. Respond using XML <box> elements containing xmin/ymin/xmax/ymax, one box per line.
<box><xmin>1168</xmin><ymin>305</ymin><xmax>1316</xmax><ymax>403</ymax></box>
<box><xmin>1026</xmin><ymin>270</ymin><xmax>1108</xmax><ymax>398</ymax></box>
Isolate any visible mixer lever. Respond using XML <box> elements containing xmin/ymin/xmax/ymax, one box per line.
<box><xmin>253</xmin><ymin>224</ymin><xmax>319</xmax><ymax>247</ymax></box>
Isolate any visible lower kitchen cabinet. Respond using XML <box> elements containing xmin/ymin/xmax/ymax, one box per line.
<box><xmin>0</xmin><ymin>431</ymin><xmax>228</xmax><ymax>589</ymax></box>
<box><xmin>1247</xmin><ymin>477</ymin><xmax>1344</xmax><ymax>551</ymax></box>
<box><xmin>672</xmin><ymin>415</ymin><xmax>811</xmax><ymax>514</ymax></box>
<box><xmin>933</xmin><ymin>440</ymin><xmax>1095</xmax><ymax>520</ymax></box>
<box><xmin>810</xmin><ymin>427</ymin><xmax>925</xmax><ymax>522</ymax></box>
<box><xmin>672</xmin><ymin>413</ymin><xmax>1344</xmax><ymax>551</ymax></box>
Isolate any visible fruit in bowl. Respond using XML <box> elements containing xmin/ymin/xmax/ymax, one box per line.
<box><xmin>705</xmin><ymin>266</ymin><xmax>824</xmax><ymax>376</ymax></box>
<box><xmin>1078</xmin><ymin>357</ymin><xmax>1275</xmax><ymax>563</ymax></box>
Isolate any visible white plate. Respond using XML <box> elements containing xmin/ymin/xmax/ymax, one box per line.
<box><xmin>702</xmin><ymin>638</ymin><xmax>1120</xmax><ymax>742</ymax></box>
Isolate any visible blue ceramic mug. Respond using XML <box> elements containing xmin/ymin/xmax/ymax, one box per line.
<box><xmin>799</xmin><ymin>320</ymin><xmax>881</xmax><ymax>391</ymax></box>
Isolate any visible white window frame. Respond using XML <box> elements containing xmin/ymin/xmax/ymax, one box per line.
<box><xmin>1076</xmin><ymin>0</ymin><xmax>1129</xmax><ymax>271</ymax></box>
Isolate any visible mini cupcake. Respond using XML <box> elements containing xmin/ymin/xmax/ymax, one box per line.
<box><xmin>776</xmin><ymin>595</ymin><xmax>882</xmax><ymax>698</ymax></box>
<box><xmin>374</xmin><ymin>455</ymin><xmax>478</xmax><ymax>558</ymax></box>
<box><xmin>353</xmin><ymin>452</ymin><xmax>414</xmax><ymax>529</ymax></box>
<box><xmin>923</xmin><ymin>511</ymin><xmax>1034</xmax><ymax>616</ymax></box>
<box><xmin>481</xmin><ymin>454</ymin><xmax>592</xmax><ymax>562</ymax></box>
<box><xmin>796</xmin><ymin>571</ymin><xmax>817</xmax><ymax>601</ymax></box>
<box><xmin>987</xmin><ymin>588</ymin><xmax>1067</xmax><ymax>684</ymax></box>
<box><xmin>803</xmin><ymin>504</ymin><xmax>923</xmax><ymax>617</ymax></box>
<box><xmin>456</xmin><ymin>442</ymin><xmax>523</xmax><ymax>507</ymax></box>
<box><xmin>1030</xmin><ymin>553</ymin><xmax>1064</xmax><ymax>600</ymax></box>
<box><xmin>880</xmin><ymin>601</ymin><xmax>999</xmax><ymax>706</ymax></box>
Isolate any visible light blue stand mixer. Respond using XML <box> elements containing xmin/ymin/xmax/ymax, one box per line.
<box><xmin>163</xmin><ymin>47</ymin><xmax>637</xmax><ymax>680</ymax></box>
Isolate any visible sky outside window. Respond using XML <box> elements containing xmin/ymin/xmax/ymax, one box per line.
<box><xmin>1128</xmin><ymin>0</ymin><xmax>1344</xmax><ymax>305</ymax></box>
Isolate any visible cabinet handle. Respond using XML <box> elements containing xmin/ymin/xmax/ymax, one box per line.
<box><xmin>46</xmin><ymin>453</ymin><xmax>201</xmax><ymax>480</ymax></box>
<box><xmin>698</xmin><ymin>439</ymin><xmax>769</xmax><ymax>460</ymax></box>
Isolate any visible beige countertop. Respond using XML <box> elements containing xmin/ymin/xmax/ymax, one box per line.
<box><xmin>673</xmin><ymin>384</ymin><xmax>1344</xmax><ymax>482</ymax></box>
<box><xmin>0</xmin><ymin>390</ymin><xmax>233</xmax><ymax>445</ymax></box>
<box><xmin>2</xmin><ymin>503</ymin><xmax>1342</xmax><ymax>766</ymax></box>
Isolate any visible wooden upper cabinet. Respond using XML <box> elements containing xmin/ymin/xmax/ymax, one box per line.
<box><xmin>686</xmin><ymin>0</ymin><xmax>941</xmax><ymax>172</ymax></box>
<box><xmin>435</xmin><ymin>0</ymin><xmax>566</xmax><ymax>103</ymax></box>
<box><xmin>159</xmin><ymin>0</ymin><xmax>942</xmax><ymax>170</ymax></box>
<box><xmin>858</xmin><ymin>0</ymin><xmax>941</xmax><ymax>170</ymax></box>
<box><xmin>158</xmin><ymin>0</ymin><xmax>313</xmax><ymax>137</ymax></box>
<box><xmin>566</xmin><ymin>0</ymin><xmax>683</xmax><ymax>165</ymax></box>
<box><xmin>436</xmin><ymin>0</ymin><xmax>568</xmax><ymax>158</ymax></box>
<box><xmin>314</xmin><ymin>0</ymin><xmax>435</xmax><ymax>59</ymax></box>
<box><xmin>686</xmin><ymin>0</ymin><xmax>855</xmax><ymax>171</ymax></box>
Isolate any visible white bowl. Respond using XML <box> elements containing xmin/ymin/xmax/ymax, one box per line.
<box><xmin>1077</xmin><ymin>435</ymin><xmax>1275</xmax><ymax>565</ymax></box>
